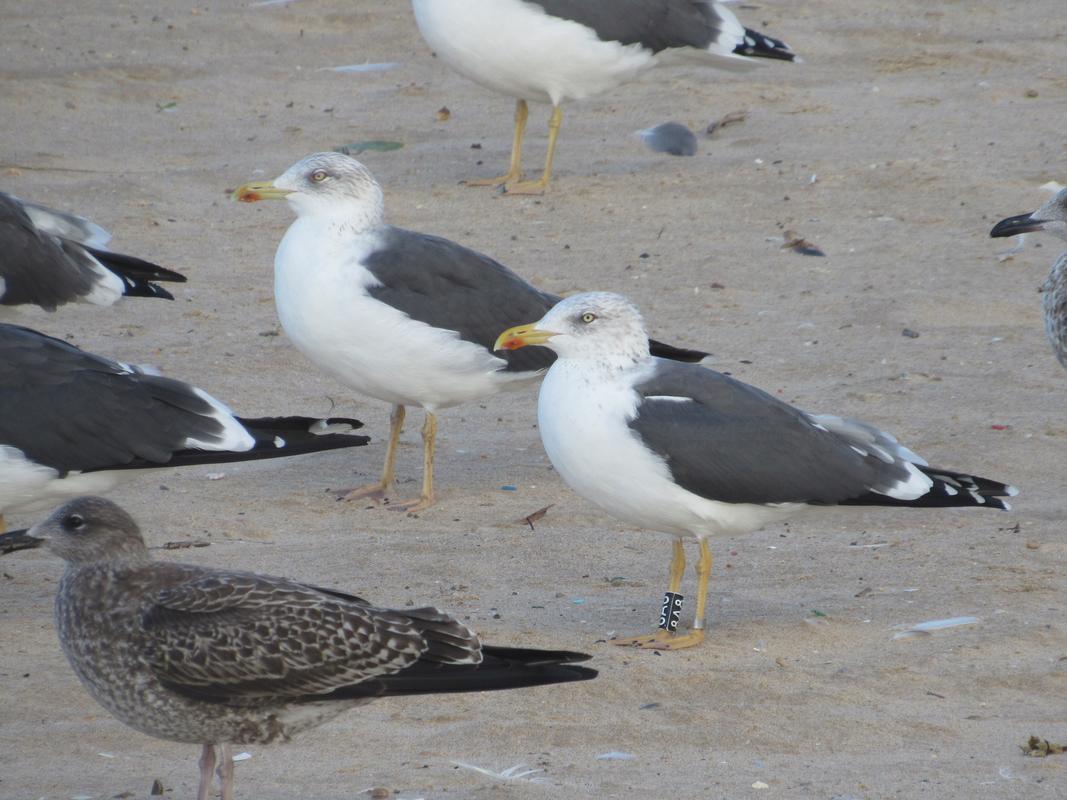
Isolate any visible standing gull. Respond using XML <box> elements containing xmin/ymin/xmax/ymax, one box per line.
<box><xmin>990</xmin><ymin>188</ymin><xmax>1067</xmax><ymax>372</ymax></box>
<box><xmin>3</xmin><ymin>497</ymin><xmax>596</xmax><ymax>800</ymax></box>
<box><xmin>0</xmin><ymin>192</ymin><xmax>186</xmax><ymax>311</ymax></box>
<box><xmin>234</xmin><ymin>152</ymin><xmax>706</xmax><ymax>512</ymax></box>
<box><xmin>0</xmin><ymin>323</ymin><xmax>370</xmax><ymax>531</ymax></box>
<box><xmin>496</xmin><ymin>293</ymin><xmax>1017</xmax><ymax>650</ymax></box>
<box><xmin>411</xmin><ymin>0</ymin><xmax>797</xmax><ymax>193</ymax></box>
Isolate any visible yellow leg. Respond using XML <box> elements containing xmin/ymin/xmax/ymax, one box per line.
<box><xmin>466</xmin><ymin>99</ymin><xmax>528</xmax><ymax>187</ymax></box>
<box><xmin>0</xmin><ymin>514</ymin><xmax>6</xmax><ymax>534</ymax></box>
<box><xmin>504</xmin><ymin>104</ymin><xmax>563</xmax><ymax>195</ymax></box>
<box><xmin>691</xmin><ymin>538</ymin><xmax>713</xmax><ymax>633</ymax></box>
<box><xmin>341</xmin><ymin>404</ymin><xmax>405</xmax><ymax>502</ymax></box>
<box><xmin>388</xmin><ymin>412</ymin><xmax>437</xmax><ymax>513</ymax></box>
<box><xmin>612</xmin><ymin>538</ymin><xmax>697</xmax><ymax>648</ymax></box>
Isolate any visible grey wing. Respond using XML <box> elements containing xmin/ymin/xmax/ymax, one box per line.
<box><xmin>364</xmin><ymin>227</ymin><xmax>557</xmax><ymax>374</ymax></box>
<box><xmin>140</xmin><ymin>569</ymin><xmax>444</xmax><ymax>701</ymax></box>
<box><xmin>19</xmin><ymin>197</ymin><xmax>111</xmax><ymax>247</ymax></box>
<box><xmin>628</xmin><ymin>361</ymin><xmax>920</xmax><ymax>505</ymax></box>
<box><xmin>530</xmin><ymin>0</ymin><xmax>720</xmax><ymax>52</ymax></box>
<box><xmin>0</xmin><ymin>193</ymin><xmax>96</xmax><ymax>310</ymax></box>
<box><xmin>0</xmin><ymin>324</ymin><xmax>238</xmax><ymax>473</ymax></box>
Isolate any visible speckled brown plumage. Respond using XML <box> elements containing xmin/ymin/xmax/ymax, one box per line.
<box><xmin>11</xmin><ymin>497</ymin><xmax>596</xmax><ymax>799</ymax></box>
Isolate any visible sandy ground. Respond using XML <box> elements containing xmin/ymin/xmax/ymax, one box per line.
<box><xmin>2</xmin><ymin>1</ymin><xmax>1066</xmax><ymax>798</ymax></box>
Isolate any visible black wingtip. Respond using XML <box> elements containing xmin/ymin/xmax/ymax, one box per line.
<box><xmin>649</xmin><ymin>338</ymin><xmax>710</xmax><ymax>364</ymax></box>
<box><xmin>734</xmin><ymin>27</ymin><xmax>797</xmax><ymax>62</ymax></box>
<box><xmin>88</xmin><ymin>247</ymin><xmax>188</xmax><ymax>301</ymax></box>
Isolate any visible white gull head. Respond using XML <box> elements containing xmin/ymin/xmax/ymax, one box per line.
<box><xmin>273</xmin><ymin>152</ymin><xmax>385</xmax><ymax>230</ymax></box>
<box><xmin>532</xmin><ymin>292</ymin><xmax>651</xmax><ymax>362</ymax></box>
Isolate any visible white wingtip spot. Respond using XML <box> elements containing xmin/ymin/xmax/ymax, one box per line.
<box><xmin>885</xmin><ymin>461</ymin><xmax>934</xmax><ymax>501</ymax></box>
<box><xmin>184</xmin><ymin>388</ymin><xmax>256</xmax><ymax>451</ymax></box>
<box><xmin>273</xmin><ymin>436</ymin><xmax>285</xmax><ymax>448</ymax></box>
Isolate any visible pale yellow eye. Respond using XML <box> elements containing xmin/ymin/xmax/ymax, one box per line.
<box><xmin>311</xmin><ymin>169</ymin><xmax>328</xmax><ymax>182</ymax></box>
<box><xmin>580</xmin><ymin>312</ymin><xmax>596</xmax><ymax>324</ymax></box>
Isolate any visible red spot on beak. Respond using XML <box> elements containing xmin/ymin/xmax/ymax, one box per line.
<box><xmin>236</xmin><ymin>189</ymin><xmax>261</xmax><ymax>203</ymax></box>
<box><xmin>500</xmin><ymin>336</ymin><xmax>522</xmax><ymax>350</ymax></box>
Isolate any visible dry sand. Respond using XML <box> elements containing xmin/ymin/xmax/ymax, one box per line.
<box><xmin>1</xmin><ymin>1</ymin><xmax>1065</xmax><ymax>798</ymax></box>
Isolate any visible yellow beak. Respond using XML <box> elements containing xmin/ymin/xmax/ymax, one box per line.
<box><xmin>494</xmin><ymin>323</ymin><xmax>559</xmax><ymax>351</ymax></box>
<box><xmin>232</xmin><ymin>180</ymin><xmax>292</xmax><ymax>203</ymax></box>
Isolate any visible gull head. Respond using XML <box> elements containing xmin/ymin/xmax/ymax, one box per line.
<box><xmin>235</xmin><ymin>152</ymin><xmax>385</xmax><ymax>228</ymax></box>
<box><xmin>27</xmin><ymin>497</ymin><xmax>149</xmax><ymax>566</ymax></box>
<box><xmin>495</xmin><ymin>292</ymin><xmax>651</xmax><ymax>362</ymax></box>
<box><xmin>991</xmin><ymin>188</ymin><xmax>1067</xmax><ymax>243</ymax></box>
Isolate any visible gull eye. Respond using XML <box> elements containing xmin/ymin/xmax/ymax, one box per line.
<box><xmin>310</xmin><ymin>169</ymin><xmax>328</xmax><ymax>183</ymax></box>
<box><xmin>63</xmin><ymin>513</ymin><xmax>86</xmax><ymax>532</ymax></box>
<box><xmin>580</xmin><ymin>312</ymin><xmax>597</xmax><ymax>324</ymax></box>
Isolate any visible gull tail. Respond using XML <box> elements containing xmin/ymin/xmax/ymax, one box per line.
<box><xmin>105</xmin><ymin>416</ymin><xmax>370</xmax><ymax>471</ymax></box>
<box><xmin>85</xmin><ymin>247</ymin><xmax>188</xmax><ymax>300</ymax></box>
<box><xmin>326</xmin><ymin>646</ymin><xmax>596</xmax><ymax>700</ymax></box>
<box><xmin>649</xmin><ymin>338</ymin><xmax>710</xmax><ymax>364</ymax></box>
<box><xmin>841</xmin><ymin>467</ymin><xmax>1017</xmax><ymax>511</ymax></box>
<box><xmin>699</xmin><ymin>2</ymin><xmax>799</xmax><ymax>69</ymax></box>
<box><xmin>733</xmin><ymin>27</ymin><xmax>798</xmax><ymax>62</ymax></box>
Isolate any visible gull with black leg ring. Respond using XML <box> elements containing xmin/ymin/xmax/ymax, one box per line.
<box><xmin>496</xmin><ymin>292</ymin><xmax>1017</xmax><ymax>650</ymax></box>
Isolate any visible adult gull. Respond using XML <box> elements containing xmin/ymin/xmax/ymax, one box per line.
<box><xmin>234</xmin><ymin>152</ymin><xmax>707</xmax><ymax>512</ymax></box>
<box><xmin>2</xmin><ymin>497</ymin><xmax>596</xmax><ymax>800</ymax></box>
<box><xmin>495</xmin><ymin>293</ymin><xmax>1017</xmax><ymax>650</ymax></box>
<box><xmin>990</xmin><ymin>188</ymin><xmax>1067</xmax><ymax>372</ymax></box>
<box><xmin>411</xmin><ymin>0</ymin><xmax>797</xmax><ymax>193</ymax></box>
<box><xmin>0</xmin><ymin>323</ymin><xmax>370</xmax><ymax>531</ymax></box>
<box><xmin>0</xmin><ymin>192</ymin><xmax>186</xmax><ymax>311</ymax></box>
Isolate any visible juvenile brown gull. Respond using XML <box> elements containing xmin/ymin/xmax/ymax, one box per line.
<box><xmin>3</xmin><ymin>497</ymin><xmax>596</xmax><ymax>800</ymax></box>
<box><xmin>234</xmin><ymin>152</ymin><xmax>706</xmax><ymax>512</ymax></box>
<box><xmin>496</xmin><ymin>292</ymin><xmax>1017</xmax><ymax>650</ymax></box>
<box><xmin>990</xmin><ymin>187</ymin><xmax>1067</xmax><ymax>372</ymax></box>
<box><xmin>410</xmin><ymin>0</ymin><xmax>797</xmax><ymax>193</ymax></box>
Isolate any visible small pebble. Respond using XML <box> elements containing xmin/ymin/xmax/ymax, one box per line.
<box><xmin>637</xmin><ymin>122</ymin><xmax>697</xmax><ymax>156</ymax></box>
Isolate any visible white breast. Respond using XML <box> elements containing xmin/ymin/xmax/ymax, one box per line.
<box><xmin>411</xmin><ymin>0</ymin><xmax>657</xmax><ymax>105</ymax></box>
<box><xmin>274</xmin><ymin>220</ymin><xmax>537</xmax><ymax>411</ymax></box>
<box><xmin>538</xmin><ymin>360</ymin><xmax>801</xmax><ymax>538</ymax></box>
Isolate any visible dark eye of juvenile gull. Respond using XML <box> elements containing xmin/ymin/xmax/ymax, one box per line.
<box><xmin>63</xmin><ymin>513</ymin><xmax>85</xmax><ymax>532</ymax></box>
